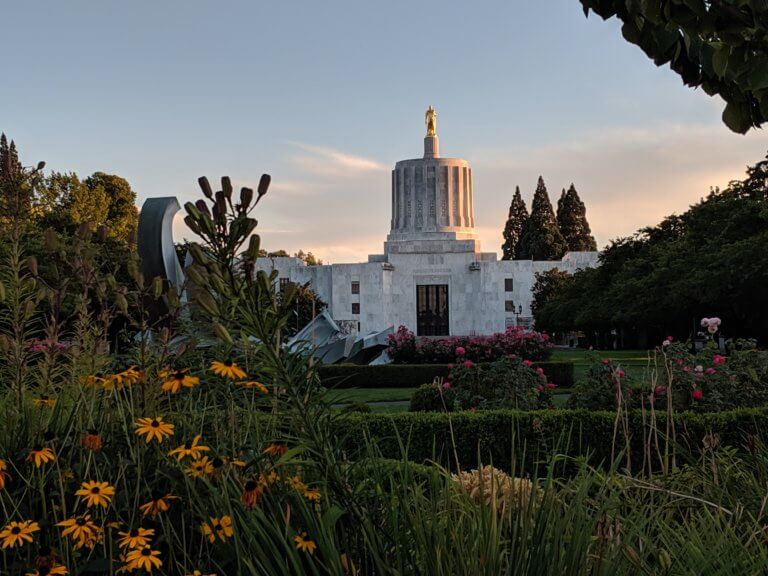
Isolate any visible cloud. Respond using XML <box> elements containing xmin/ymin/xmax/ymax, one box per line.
<box><xmin>468</xmin><ymin>123</ymin><xmax>766</xmax><ymax>250</ymax></box>
<box><xmin>287</xmin><ymin>141</ymin><xmax>387</xmax><ymax>177</ymax></box>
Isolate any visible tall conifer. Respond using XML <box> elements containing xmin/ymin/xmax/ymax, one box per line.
<box><xmin>501</xmin><ymin>185</ymin><xmax>528</xmax><ymax>260</ymax></box>
<box><xmin>516</xmin><ymin>176</ymin><xmax>567</xmax><ymax>260</ymax></box>
<box><xmin>557</xmin><ymin>183</ymin><xmax>597</xmax><ymax>251</ymax></box>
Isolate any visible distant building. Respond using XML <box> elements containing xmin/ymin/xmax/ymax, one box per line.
<box><xmin>256</xmin><ymin>110</ymin><xmax>598</xmax><ymax>336</ymax></box>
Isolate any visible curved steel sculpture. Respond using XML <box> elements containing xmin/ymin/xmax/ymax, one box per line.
<box><xmin>137</xmin><ymin>197</ymin><xmax>186</xmax><ymax>324</ymax></box>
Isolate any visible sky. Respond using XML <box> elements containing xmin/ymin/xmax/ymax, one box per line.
<box><xmin>2</xmin><ymin>1</ymin><xmax>767</xmax><ymax>263</ymax></box>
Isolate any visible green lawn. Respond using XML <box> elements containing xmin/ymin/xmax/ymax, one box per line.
<box><xmin>324</xmin><ymin>349</ymin><xmax>654</xmax><ymax>413</ymax></box>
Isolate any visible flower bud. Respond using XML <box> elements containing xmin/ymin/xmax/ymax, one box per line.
<box><xmin>240</xmin><ymin>187</ymin><xmax>254</xmax><ymax>209</ymax></box>
<box><xmin>213</xmin><ymin>322</ymin><xmax>233</xmax><ymax>345</ymax></box>
<box><xmin>257</xmin><ymin>174</ymin><xmax>271</xmax><ymax>198</ymax></box>
<box><xmin>221</xmin><ymin>176</ymin><xmax>233</xmax><ymax>199</ymax></box>
<box><xmin>26</xmin><ymin>256</ymin><xmax>38</xmax><ymax>277</ymax></box>
<box><xmin>198</xmin><ymin>176</ymin><xmax>214</xmax><ymax>199</ymax></box>
<box><xmin>152</xmin><ymin>276</ymin><xmax>164</xmax><ymax>299</ymax></box>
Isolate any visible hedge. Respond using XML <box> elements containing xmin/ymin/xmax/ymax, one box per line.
<box><xmin>334</xmin><ymin>407</ymin><xmax>768</xmax><ymax>474</ymax></box>
<box><xmin>319</xmin><ymin>362</ymin><xmax>574</xmax><ymax>389</ymax></box>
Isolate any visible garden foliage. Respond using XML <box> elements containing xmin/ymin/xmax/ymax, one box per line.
<box><xmin>386</xmin><ymin>325</ymin><xmax>553</xmax><ymax>364</ymax></box>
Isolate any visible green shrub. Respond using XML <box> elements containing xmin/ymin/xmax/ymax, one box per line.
<box><xmin>319</xmin><ymin>361</ymin><xmax>573</xmax><ymax>389</ymax></box>
<box><xmin>410</xmin><ymin>382</ymin><xmax>456</xmax><ymax>412</ymax></box>
<box><xmin>335</xmin><ymin>407</ymin><xmax>768</xmax><ymax>473</ymax></box>
<box><xmin>449</xmin><ymin>356</ymin><xmax>553</xmax><ymax>410</ymax></box>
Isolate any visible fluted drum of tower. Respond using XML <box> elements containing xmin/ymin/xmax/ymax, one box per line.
<box><xmin>388</xmin><ymin>138</ymin><xmax>475</xmax><ymax>240</ymax></box>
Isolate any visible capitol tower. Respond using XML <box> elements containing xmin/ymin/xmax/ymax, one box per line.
<box><xmin>385</xmin><ymin>105</ymin><xmax>480</xmax><ymax>255</ymax></box>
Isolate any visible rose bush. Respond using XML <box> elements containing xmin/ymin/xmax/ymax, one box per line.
<box><xmin>387</xmin><ymin>325</ymin><xmax>553</xmax><ymax>364</ymax></box>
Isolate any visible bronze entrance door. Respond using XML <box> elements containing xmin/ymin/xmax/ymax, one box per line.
<box><xmin>416</xmin><ymin>284</ymin><xmax>449</xmax><ymax>336</ymax></box>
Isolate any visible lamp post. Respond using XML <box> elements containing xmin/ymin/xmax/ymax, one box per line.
<box><xmin>514</xmin><ymin>304</ymin><xmax>523</xmax><ymax>327</ymax></box>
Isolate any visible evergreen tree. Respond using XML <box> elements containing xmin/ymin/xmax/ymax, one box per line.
<box><xmin>501</xmin><ymin>186</ymin><xmax>529</xmax><ymax>260</ymax></box>
<box><xmin>0</xmin><ymin>133</ymin><xmax>22</xmax><ymax>180</ymax></box>
<box><xmin>557</xmin><ymin>183</ymin><xmax>597</xmax><ymax>252</ymax></box>
<box><xmin>516</xmin><ymin>176</ymin><xmax>567</xmax><ymax>260</ymax></box>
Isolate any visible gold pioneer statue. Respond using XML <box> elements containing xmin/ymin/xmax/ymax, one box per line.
<box><xmin>425</xmin><ymin>105</ymin><xmax>437</xmax><ymax>137</ymax></box>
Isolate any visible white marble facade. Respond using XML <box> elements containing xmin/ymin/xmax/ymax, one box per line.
<box><xmin>256</xmin><ymin>121</ymin><xmax>598</xmax><ymax>337</ymax></box>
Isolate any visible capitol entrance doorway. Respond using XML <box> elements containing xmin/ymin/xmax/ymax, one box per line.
<box><xmin>416</xmin><ymin>284</ymin><xmax>449</xmax><ymax>336</ymax></box>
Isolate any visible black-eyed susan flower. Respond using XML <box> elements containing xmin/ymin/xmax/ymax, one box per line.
<box><xmin>0</xmin><ymin>459</ymin><xmax>10</xmax><ymax>490</ymax></box>
<box><xmin>286</xmin><ymin>475</ymin><xmax>307</xmax><ymax>492</ymax></box>
<box><xmin>81</xmin><ymin>430</ymin><xmax>102</xmax><ymax>452</ymax></box>
<box><xmin>210</xmin><ymin>360</ymin><xmax>246</xmax><ymax>380</ymax></box>
<box><xmin>185</xmin><ymin>456</ymin><xmax>214</xmax><ymax>478</ymax></box>
<box><xmin>34</xmin><ymin>395</ymin><xmax>56</xmax><ymax>409</ymax></box>
<box><xmin>124</xmin><ymin>546</ymin><xmax>162</xmax><ymax>572</ymax></box>
<box><xmin>168</xmin><ymin>436</ymin><xmax>209</xmax><ymax>461</ymax></box>
<box><xmin>27</xmin><ymin>446</ymin><xmax>55</xmax><ymax>468</ymax></box>
<box><xmin>0</xmin><ymin>520</ymin><xmax>40</xmax><ymax>549</ymax></box>
<box><xmin>201</xmin><ymin>516</ymin><xmax>233</xmax><ymax>543</ymax></box>
<box><xmin>57</xmin><ymin>515</ymin><xmax>100</xmax><ymax>549</ymax></box>
<box><xmin>303</xmin><ymin>487</ymin><xmax>321</xmax><ymax>502</ymax></box>
<box><xmin>135</xmin><ymin>417</ymin><xmax>174</xmax><ymax>443</ymax></box>
<box><xmin>75</xmin><ymin>480</ymin><xmax>115</xmax><ymax>509</ymax></box>
<box><xmin>293</xmin><ymin>532</ymin><xmax>317</xmax><ymax>554</ymax></box>
<box><xmin>117</xmin><ymin>527</ymin><xmax>155</xmax><ymax>550</ymax></box>
<box><xmin>237</xmin><ymin>380</ymin><xmax>268</xmax><ymax>393</ymax></box>
<box><xmin>241</xmin><ymin>480</ymin><xmax>261</xmax><ymax>509</ymax></box>
<box><xmin>25</xmin><ymin>565</ymin><xmax>68</xmax><ymax>576</ymax></box>
<box><xmin>262</xmin><ymin>443</ymin><xmax>287</xmax><ymax>457</ymax></box>
<box><xmin>159</xmin><ymin>368</ymin><xmax>200</xmax><ymax>393</ymax></box>
<box><xmin>138</xmin><ymin>494</ymin><xmax>178</xmax><ymax>519</ymax></box>
<box><xmin>258</xmin><ymin>470</ymin><xmax>280</xmax><ymax>488</ymax></box>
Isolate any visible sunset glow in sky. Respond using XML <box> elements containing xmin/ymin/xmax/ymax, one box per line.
<box><xmin>3</xmin><ymin>1</ymin><xmax>767</xmax><ymax>262</ymax></box>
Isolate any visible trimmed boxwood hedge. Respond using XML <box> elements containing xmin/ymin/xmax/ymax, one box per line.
<box><xmin>334</xmin><ymin>407</ymin><xmax>768</xmax><ymax>474</ymax></box>
<box><xmin>320</xmin><ymin>362</ymin><xmax>574</xmax><ymax>389</ymax></box>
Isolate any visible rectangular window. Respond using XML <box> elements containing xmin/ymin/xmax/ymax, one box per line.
<box><xmin>351</xmin><ymin>281</ymin><xmax>360</xmax><ymax>294</ymax></box>
<box><xmin>505</xmin><ymin>278</ymin><xmax>514</xmax><ymax>292</ymax></box>
<box><xmin>505</xmin><ymin>300</ymin><xmax>515</xmax><ymax>312</ymax></box>
<box><xmin>416</xmin><ymin>284</ymin><xmax>450</xmax><ymax>336</ymax></box>
<box><xmin>352</xmin><ymin>303</ymin><xmax>360</xmax><ymax>315</ymax></box>
<box><xmin>279</xmin><ymin>278</ymin><xmax>290</xmax><ymax>291</ymax></box>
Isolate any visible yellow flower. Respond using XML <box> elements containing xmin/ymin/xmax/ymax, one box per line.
<box><xmin>0</xmin><ymin>459</ymin><xmax>10</xmax><ymax>490</ymax></box>
<box><xmin>258</xmin><ymin>470</ymin><xmax>280</xmax><ymax>488</ymax></box>
<box><xmin>294</xmin><ymin>532</ymin><xmax>317</xmax><ymax>554</ymax></box>
<box><xmin>124</xmin><ymin>546</ymin><xmax>163</xmax><ymax>572</ymax></box>
<box><xmin>168</xmin><ymin>436</ymin><xmax>210</xmax><ymax>461</ymax></box>
<box><xmin>75</xmin><ymin>480</ymin><xmax>115</xmax><ymax>509</ymax></box>
<box><xmin>237</xmin><ymin>380</ymin><xmax>268</xmax><ymax>393</ymax></box>
<box><xmin>186</xmin><ymin>571</ymin><xmax>217</xmax><ymax>576</ymax></box>
<box><xmin>27</xmin><ymin>446</ymin><xmax>55</xmax><ymax>468</ymax></box>
<box><xmin>0</xmin><ymin>520</ymin><xmax>40</xmax><ymax>549</ymax></box>
<box><xmin>135</xmin><ymin>417</ymin><xmax>175</xmax><ymax>443</ymax></box>
<box><xmin>85</xmin><ymin>374</ymin><xmax>105</xmax><ymax>388</ymax></box>
<box><xmin>185</xmin><ymin>456</ymin><xmax>214</xmax><ymax>478</ymax></box>
<box><xmin>103</xmin><ymin>366</ymin><xmax>143</xmax><ymax>391</ymax></box>
<box><xmin>34</xmin><ymin>395</ymin><xmax>56</xmax><ymax>408</ymax></box>
<box><xmin>303</xmin><ymin>488</ymin><xmax>321</xmax><ymax>502</ymax></box>
<box><xmin>57</xmin><ymin>515</ymin><xmax>100</xmax><ymax>549</ymax></box>
<box><xmin>210</xmin><ymin>360</ymin><xmax>246</xmax><ymax>380</ymax></box>
<box><xmin>117</xmin><ymin>527</ymin><xmax>155</xmax><ymax>550</ymax></box>
<box><xmin>201</xmin><ymin>516</ymin><xmax>233</xmax><ymax>543</ymax></box>
<box><xmin>26</xmin><ymin>565</ymin><xmax>68</xmax><ymax>576</ymax></box>
<box><xmin>160</xmin><ymin>368</ymin><xmax>200</xmax><ymax>393</ymax></box>
<box><xmin>139</xmin><ymin>494</ymin><xmax>178</xmax><ymax>518</ymax></box>
<box><xmin>286</xmin><ymin>475</ymin><xmax>307</xmax><ymax>492</ymax></box>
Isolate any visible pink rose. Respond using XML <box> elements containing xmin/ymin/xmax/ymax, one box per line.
<box><xmin>616</xmin><ymin>369</ymin><xmax>625</xmax><ymax>379</ymax></box>
<box><xmin>536</xmin><ymin>384</ymin><xmax>543</xmax><ymax>392</ymax></box>
<box><xmin>713</xmin><ymin>355</ymin><xmax>726</xmax><ymax>365</ymax></box>
<box><xmin>463</xmin><ymin>360</ymin><xmax>473</xmax><ymax>368</ymax></box>
<box><xmin>666</xmin><ymin>335</ymin><xmax>674</xmax><ymax>342</ymax></box>
<box><xmin>683</xmin><ymin>366</ymin><xmax>692</xmax><ymax>373</ymax></box>
<box><xmin>455</xmin><ymin>346</ymin><xmax>466</xmax><ymax>357</ymax></box>
<box><xmin>693</xmin><ymin>389</ymin><xmax>703</xmax><ymax>401</ymax></box>
<box><xmin>536</xmin><ymin>367</ymin><xmax>544</xmax><ymax>375</ymax></box>
<box><xmin>447</xmin><ymin>363</ymin><xmax>453</xmax><ymax>370</ymax></box>
<box><xmin>523</xmin><ymin>360</ymin><xmax>533</xmax><ymax>368</ymax></box>
<box><xmin>705</xmin><ymin>367</ymin><xmax>716</xmax><ymax>375</ymax></box>
<box><xmin>700</xmin><ymin>318</ymin><xmax>710</xmax><ymax>328</ymax></box>
<box><xmin>442</xmin><ymin>382</ymin><xmax>451</xmax><ymax>390</ymax></box>
<box><xmin>546</xmin><ymin>383</ymin><xmax>555</xmax><ymax>390</ymax></box>
<box><xmin>601</xmin><ymin>358</ymin><xmax>610</xmax><ymax>365</ymax></box>
<box><xmin>654</xmin><ymin>386</ymin><xmax>666</xmax><ymax>395</ymax></box>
